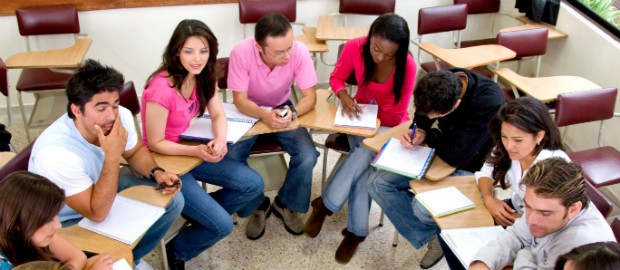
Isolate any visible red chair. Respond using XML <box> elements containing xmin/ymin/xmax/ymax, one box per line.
<box><xmin>118</xmin><ymin>81</ymin><xmax>141</xmax><ymax>138</ymax></box>
<box><xmin>238</xmin><ymin>0</ymin><xmax>297</xmax><ymax>38</ymax></box>
<box><xmin>555</xmin><ymin>87</ymin><xmax>620</xmax><ymax>188</ymax></box>
<box><xmin>0</xmin><ymin>58</ymin><xmax>11</xmax><ymax>126</ymax></box>
<box><xmin>14</xmin><ymin>6</ymin><xmax>83</xmax><ymax>142</ymax></box>
<box><xmin>339</xmin><ymin>0</ymin><xmax>395</xmax><ymax>16</ymax></box>
<box><xmin>455</xmin><ymin>0</ymin><xmax>502</xmax><ymax>48</ymax></box>
<box><xmin>0</xmin><ymin>141</ymin><xmax>34</xmax><ymax>182</ymax></box>
<box><xmin>414</xmin><ymin>4</ymin><xmax>468</xmax><ymax>75</ymax></box>
<box><xmin>612</xmin><ymin>217</ymin><xmax>620</xmax><ymax>242</ymax></box>
<box><xmin>585</xmin><ymin>180</ymin><xmax>613</xmax><ymax>218</ymax></box>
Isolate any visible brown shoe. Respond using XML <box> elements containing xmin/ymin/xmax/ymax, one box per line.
<box><xmin>335</xmin><ymin>229</ymin><xmax>366</xmax><ymax>263</ymax></box>
<box><xmin>420</xmin><ymin>235</ymin><xmax>444</xmax><ymax>269</ymax></box>
<box><xmin>304</xmin><ymin>197</ymin><xmax>333</xmax><ymax>237</ymax></box>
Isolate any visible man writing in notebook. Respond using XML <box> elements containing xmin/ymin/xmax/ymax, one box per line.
<box><xmin>368</xmin><ymin>68</ymin><xmax>504</xmax><ymax>268</ymax></box>
<box><xmin>467</xmin><ymin>158</ymin><xmax>615</xmax><ymax>270</ymax></box>
<box><xmin>226</xmin><ymin>13</ymin><xmax>319</xmax><ymax>240</ymax></box>
<box><xmin>29</xmin><ymin>59</ymin><xmax>184</xmax><ymax>270</ymax></box>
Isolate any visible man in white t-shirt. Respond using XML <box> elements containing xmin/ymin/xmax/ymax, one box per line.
<box><xmin>29</xmin><ymin>59</ymin><xmax>184</xmax><ymax>270</ymax></box>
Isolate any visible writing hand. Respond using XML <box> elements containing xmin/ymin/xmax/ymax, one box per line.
<box><xmin>337</xmin><ymin>91</ymin><xmax>362</xmax><ymax>120</ymax></box>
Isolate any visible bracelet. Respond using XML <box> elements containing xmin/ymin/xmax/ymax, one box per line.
<box><xmin>149</xmin><ymin>166</ymin><xmax>166</xmax><ymax>183</ymax></box>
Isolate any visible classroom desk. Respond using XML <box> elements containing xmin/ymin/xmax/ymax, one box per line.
<box><xmin>296</xmin><ymin>27</ymin><xmax>329</xmax><ymax>53</ymax></box>
<box><xmin>298</xmin><ymin>89</ymin><xmax>380</xmax><ymax>137</ymax></box>
<box><xmin>419</xmin><ymin>42</ymin><xmax>516</xmax><ymax>70</ymax></box>
<box><xmin>362</xmin><ymin>122</ymin><xmax>456</xmax><ymax>181</ymax></box>
<box><xmin>494</xmin><ymin>67</ymin><xmax>601</xmax><ymax>102</ymax></box>
<box><xmin>57</xmin><ymin>185</ymin><xmax>171</xmax><ymax>267</ymax></box>
<box><xmin>512</xmin><ymin>15</ymin><xmax>567</xmax><ymax>40</ymax></box>
<box><xmin>410</xmin><ymin>176</ymin><xmax>494</xmax><ymax>229</ymax></box>
<box><xmin>0</xmin><ymin>152</ymin><xmax>16</xmax><ymax>168</ymax></box>
<box><xmin>5</xmin><ymin>38</ymin><xmax>92</xmax><ymax>69</ymax></box>
<box><xmin>86</xmin><ymin>249</ymin><xmax>133</xmax><ymax>270</ymax></box>
<box><xmin>315</xmin><ymin>15</ymin><xmax>369</xmax><ymax>41</ymax></box>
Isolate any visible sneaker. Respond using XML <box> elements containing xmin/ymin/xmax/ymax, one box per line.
<box><xmin>420</xmin><ymin>235</ymin><xmax>444</xmax><ymax>269</ymax></box>
<box><xmin>165</xmin><ymin>241</ymin><xmax>185</xmax><ymax>270</ymax></box>
<box><xmin>134</xmin><ymin>259</ymin><xmax>154</xmax><ymax>270</ymax></box>
<box><xmin>335</xmin><ymin>229</ymin><xmax>366</xmax><ymax>263</ymax></box>
<box><xmin>270</xmin><ymin>199</ymin><xmax>304</xmax><ymax>235</ymax></box>
<box><xmin>246</xmin><ymin>197</ymin><xmax>271</xmax><ymax>240</ymax></box>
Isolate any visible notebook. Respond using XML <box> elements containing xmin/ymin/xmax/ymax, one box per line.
<box><xmin>370</xmin><ymin>137</ymin><xmax>435</xmax><ymax>179</ymax></box>
<box><xmin>440</xmin><ymin>226</ymin><xmax>505</xmax><ymax>268</ymax></box>
<box><xmin>112</xmin><ymin>258</ymin><xmax>132</xmax><ymax>270</ymax></box>
<box><xmin>78</xmin><ymin>195</ymin><xmax>166</xmax><ymax>245</ymax></box>
<box><xmin>179</xmin><ymin>103</ymin><xmax>260</xmax><ymax>144</ymax></box>
<box><xmin>334</xmin><ymin>103</ymin><xmax>378</xmax><ymax>129</ymax></box>
<box><xmin>415</xmin><ymin>186</ymin><xmax>475</xmax><ymax>217</ymax></box>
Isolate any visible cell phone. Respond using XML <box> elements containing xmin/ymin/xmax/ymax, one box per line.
<box><xmin>279</xmin><ymin>109</ymin><xmax>289</xmax><ymax>118</ymax></box>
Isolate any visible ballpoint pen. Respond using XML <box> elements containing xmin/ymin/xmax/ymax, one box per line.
<box><xmin>410</xmin><ymin>123</ymin><xmax>417</xmax><ymax>144</ymax></box>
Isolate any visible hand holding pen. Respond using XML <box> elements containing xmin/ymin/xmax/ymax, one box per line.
<box><xmin>401</xmin><ymin>123</ymin><xmax>424</xmax><ymax>150</ymax></box>
<box><xmin>336</xmin><ymin>90</ymin><xmax>362</xmax><ymax>120</ymax></box>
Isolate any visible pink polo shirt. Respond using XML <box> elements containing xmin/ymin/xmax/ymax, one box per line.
<box><xmin>227</xmin><ymin>38</ymin><xmax>318</xmax><ymax>107</ymax></box>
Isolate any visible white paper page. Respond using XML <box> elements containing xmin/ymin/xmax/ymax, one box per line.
<box><xmin>112</xmin><ymin>258</ymin><xmax>132</xmax><ymax>270</ymax></box>
<box><xmin>373</xmin><ymin>137</ymin><xmax>434</xmax><ymax>178</ymax></box>
<box><xmin>440</xmin><ymin>226</ymin><xmax>504</xmax><ymax>267</ymax></box>
<box><xmin>334</xmin><ymin>104</ymin><xmax>378</xmax><ymax>129</ymax></box>
<box><xmin>181</xmin><ymin>117</ymin><xmax>252</xmax><ymax>143</ymax></box>
<box><xmin>78</xmin><ymin>195</ymin><xmax>165</xmax><ymax>245</ymax></box>
<box><xmin>415</xmin><ymin>186</ymin><xmax>475</xmax><ymax>217</ymax></box>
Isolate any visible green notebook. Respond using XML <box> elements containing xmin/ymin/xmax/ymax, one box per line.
<box><xmin>416</xmin><ymin>186</ymin><xmax>475</xmax><ymax>217</ymax></box>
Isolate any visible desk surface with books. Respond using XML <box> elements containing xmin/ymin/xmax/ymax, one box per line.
<box><xmin>410</xmin><ymin>176</ymin><xmax>494</xmax><ymax>229</ymax></box>
<box><xmin>57</xmin><ymin>185</ymin><xmax>172</xmax><ymax>261</ymax></box>
<box><xmin>362</xmin><ymin>122</ymin><xmax>456</xmax><ymax>181</ymax></box>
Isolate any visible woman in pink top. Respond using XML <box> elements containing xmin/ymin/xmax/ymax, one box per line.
<box><xmin>141</xmin><ymin>20</ymin><xmax>263</xmax><ymax>270</ymax></box>
<box><xmin>304</xmin><ymin>13</ymin><xmax>417</xmax><ymax>263</ymax></box>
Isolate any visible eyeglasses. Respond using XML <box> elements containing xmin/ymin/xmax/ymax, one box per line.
<box><xmin>262</xmin><ymin>42</ymin><xmax>295</xmax><ymax>58</ymax></box>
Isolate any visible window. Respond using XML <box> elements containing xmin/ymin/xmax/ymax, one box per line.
<box><xmin>564</xmin><ymin>0</ymin><xmax>620</xmax><ymax>39</ymax></box>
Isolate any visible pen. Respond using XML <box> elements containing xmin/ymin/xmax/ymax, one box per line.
<box><xmin>279</xmin><ymin>109</ymin><xmax>289</xmax><ymax>118</ymax></box>
<box><xmin>410</xmin><ymin>123</ymin><xmax>417</xmax><ymax>144</ymax></box>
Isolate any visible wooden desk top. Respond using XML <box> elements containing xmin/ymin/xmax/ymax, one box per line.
<box><xmin>0</xmin><ymin>152</ymin><xmax>16</xmax><ymax>168</ymax></box>
<box><xmin>298</xmin><ymin>89</ymin><xmax>380</xmax><ymax>137</ymax></box>
<box><xmin>362</xmin><ymin>122</ymin><xmax>456</xmax><ymax>181</ymax></box>
<box><xmin>410</xmin><ymin>176</ymin><xmax>494</xmax><ymax>229</ymax></box>
<box><xmin>5</xmin><ymin>38</ymin><xmax>92</xmax><ymax>69</ymax></box>
<box><xmin>315</xmin><ymin>15</ymin><xmax>368</xmax><ymax>41</ymax></box>
<box><xmin>494</xmin><ymin>67</ymin><xmax>601</xmax><ymax>102</ymax></box>
<box><xmin>57</xmin><ymin>185</ymin><xmax>172</xmax><ymax>256</ymax></box>
<box><xmin>512</xmin><ymin>16</ymin><xmax>567</xmax><ymax>40</ymax></box>
<box><xmin>419</xmin><ymin>42</ymin><xmax>516</xmax><ymax>69</ymax></box>
<box><xmin>86</xmin><ymin>249</ymin><xmax>133</xmax><ymax>269</ymax></box>
<box><xmin>296</xmin><ymin>27</ymin><xmax>329</xmax><ymax>53</ymax></box>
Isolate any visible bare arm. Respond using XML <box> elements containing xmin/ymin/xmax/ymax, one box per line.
<box><xmin>49</xmin><ymin>233</ymin><xmax>87</xmax><ymax>270</ymax></box>
<box><xmin>232</xmin><ymin>91</ymin><xmax>291</xmax><ymax>129</ymax></box>
<box><xmin>294</xmin><ymin>86</ymin><xmax>316</xmax><ymax>116</ymax></box>
<box><xmin>478</xmin><ymin>176</ymin><xmax>518</xmax><ymax>226</ymax></box>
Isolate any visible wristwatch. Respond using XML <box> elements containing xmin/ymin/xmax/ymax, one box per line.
<box><xmin>291</xmin><ymin>110</ymin><xmax>298</xmax><ymax>120</ymax></box>
<box><xmin>149</xmin><ymin>166</ymin><xmax>166</xmax><ymax>183</ymax></box>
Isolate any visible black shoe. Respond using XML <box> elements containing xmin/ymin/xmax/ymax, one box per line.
<box><xmin>165</xmin><ymin>241</ymin><xmax>185</xmax><ymax>270</ymax></box>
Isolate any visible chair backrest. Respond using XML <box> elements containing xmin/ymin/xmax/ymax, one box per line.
<box><xmin>418</xmin><ymin>4</ymin><xmax>468</xmax><ymax>36</ymax></box>
<box><xmin>612</xmin><ymin>217</ymin><xmax>620</xmax><ymax>242</ymax></box>
<box><xmin>216</xmin><ymin>57</ymin><xmax>230</xmax><ymax>90</ymax></box>
<box><xmin>585</xmin><ymin>179</ymin><xmax>613</xmax><ymax>218</ymax></box>
<box><xmin>497</xmin><ymin>28</ymin><xmax>548</xmax><ymax>59</ymax></box>
<box><xmin>0</xmin><ymin>141</ymin><xmax>34</xmax><ymax>182</ymax></box>
<box><xmin>119</xmin><ymin>81</ymin><xmax>142</xmax><ymax>137</ymax></box>
<box><xmin>238</xmin><ymin>0</ymin><xmax>296</xmax><ymax>24</ymax></box>
<box><xmin>339</xmin><ymin>0</ymin><xmax>395</xmax><ymax>15</ymax></box>
<box><xmin>0</xmin><ymin>57</ymin><xmax>7</xmax><ymax>97</ymax></box>
<box><xmin>555</xmin><ymin>88</ymin><xmax>618</xmax><ymax>127</ymax></box>
<box><xmin>454</xmin><ymin>0</ymin><xmax>500</xmax><ymax>15</ymax></box>
<box><xmin>16</xmin><ymin>6</ymin><xmax>80</xmax><ymax>36</ymax></box>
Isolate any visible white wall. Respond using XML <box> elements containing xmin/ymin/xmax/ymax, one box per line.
<box><xmin>1</xmin><ymin>0</ymin><xmax>618</xmax><ymax>152</ymax></box>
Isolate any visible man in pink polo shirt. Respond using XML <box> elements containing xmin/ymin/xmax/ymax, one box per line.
<box><xmin>227</xmin><ymin>13</ymin><xmax>319</xmax><ymax>240</ymax></box>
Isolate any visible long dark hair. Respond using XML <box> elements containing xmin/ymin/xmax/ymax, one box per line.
<box><xmin>487</xmin><ymin>97</ymin><xmax>563</xmax><ymax>188</ymax></box>
<box><xmin>0</xmin><ymin>171</ymin><xmax>65</xmax><ymax>266</ymax></box>
<box><xmin>362</xmin><ymin>13</ymin><xmax>410</xmax><ymax>104</ymax></box>
<box><xmin>146</xmin><ymin>19</ymin><xmax>219</xmax><ymax>117</ymax></box>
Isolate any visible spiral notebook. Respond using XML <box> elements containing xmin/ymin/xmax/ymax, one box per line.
<box><xmin>416</xmin><ymin>186</ymin><xmax>475</xmax><ymax>217</ymax></box>
<box><xmin>179</xmin><ymin>103</ymin><xmax>260</xmax><ymax>144</ymax></box>
<box><xmin>78</xmin><ymin>195</ymin><xmax>165</xmax><ymax>245</ymax></box>
<box><xmin>334</xmin><ymin>104</ymin><xmax>378</xmax><ymax>129</ymax></box>
<box><xmin>370</xmin><ymin>137</ymin><xmax>435</xmax><ymax>179</ymax></box>
<box><xmin>440</xmin><ymin>226</ymin><xmax>504</xmax><ymax>268</ymax></box>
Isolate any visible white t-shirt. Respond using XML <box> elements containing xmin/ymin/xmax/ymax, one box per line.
<box><xmin>29</xmin><ymin>107</ymin><xmax>138</xmax><ymax>221</ymax></box>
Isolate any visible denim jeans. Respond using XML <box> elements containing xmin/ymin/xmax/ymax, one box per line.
<box><xmin>62</xmin><ymin>175</ymin><xmax>185</xmax><ymax>263</ymax></box>
<box><xmin>322</xmin><ymin>135</ymin><xmax>375</xmax><ymax>237</ymax></box>
<box><xmin>367</xmin><ymin>169</ymin><xmax>473</xmax><ymax>248</ymax></box>
<box><xmin>228</xmin><ymin>127</ymin><xmax>319</xmax><ymax>213</ymax></box>
<box><xmin>171</xmin><ymin>157</ymin><xmax>264</xmax><ymax>261</ymax></box>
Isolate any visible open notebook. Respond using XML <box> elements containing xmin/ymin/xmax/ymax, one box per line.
<box><xmin>179</xmin><ymin>103</ymin><xmax>260</xmax><ymax>144</ymax></box>
<box><xmin>371</xmin><ymin>137</ymin><xmax>435</xmax><ymax>179</ymax></box>
<box><xmin>416</xmin><ymin>186</ymin><xmax>475</xmax><ymax>217</ymax></box>
<box><xmin>78</xmin><ymin>194</ymin><xmax>165</xmax><ymax>245</ymax></box>
<box><xmin>440</xmin><ymin>226</ymin><xmax>505</xmax><ymax>268</ymax></box>
<box><xmin>334</xmin><ymin>103</ymin><xmax>378</xmax><ymax>129</ymax></box>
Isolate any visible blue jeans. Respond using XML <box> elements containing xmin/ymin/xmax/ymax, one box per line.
<box><xmin>62</xmin><ymin>175</ymin><xmax>185</xmax><ymax>263</ymax></box>
<box><xmin>228</xmin><ymin>128</ymin><xmax>319</xmax><ymax>213</ymax></box>
<box><xmin>367</xmin><ymin>169</ymin><xmax>472</xmax><ymax>248</ymax></box>
<box><xmin>172</xmin><ymin>157</ymin><xmax>264</xmax><ymax>261</ymax></box>
<box><xmin>322</xmin><ymin>135</ymin><xmax>375</xmax><ymax>237</ymax></box>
